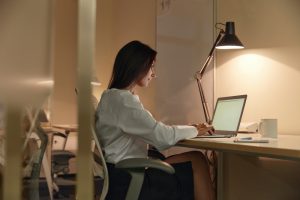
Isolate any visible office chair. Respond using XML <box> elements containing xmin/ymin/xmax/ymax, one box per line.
<box><xmin>48</xmin><ymin>127</ymin><xmax>77</xmax><ymax>199</ymax></box>
<box><xmin>79</xmin><ymin>87</ymin><xmax>175</xmax><ymax>200</ymax></box>
<box><xmin>22</xmin><ymin>108</ymin><xmax>49</xmax><ymax>200</ymax></box>
<box><xmin>33</xmin><ymin>109</ymin><xmax>75</xmax><ymax>178</ymax></box>
<box><xmin>51</xmin><ymin>131</ymin><xmax>75</xmax><ymax>176</ymax></box>
<box><xmin>28</xmin><ymin>108</ymin><xmax>76</xmax><ymax>199</ymax></box>
<box><xmin>91</xmin><ymin>126</ymin><xmax>176</xmax><ymax>200</ymax></box>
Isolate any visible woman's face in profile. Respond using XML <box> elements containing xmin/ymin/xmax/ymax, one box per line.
<box><xmin>136</xmin><ymin>63</ymin><xmax>156</xmax><ymax>88</ymax></box>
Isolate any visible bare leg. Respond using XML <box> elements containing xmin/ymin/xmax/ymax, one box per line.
<box><xmin>165</xmin><ymin>151</ymin><xmax>215</xmax><ymax>200</ymax></box>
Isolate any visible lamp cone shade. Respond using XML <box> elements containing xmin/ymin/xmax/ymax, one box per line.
<box><xmin>216</xmin><ymin>22</ymin><xmax>244</xmax><ymax>49</ymax></box>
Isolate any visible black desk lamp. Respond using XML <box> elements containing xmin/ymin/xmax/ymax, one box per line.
<box><xmin>195</xmin><ymin>21</ymin><xmax>244</xmax><ymax>123</ymax></box>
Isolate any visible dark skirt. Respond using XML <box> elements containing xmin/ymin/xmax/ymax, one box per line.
<box><xmin>106</xmin><ymin>161</ymin><xmax>194</xmax><ymax>200</ymax></box>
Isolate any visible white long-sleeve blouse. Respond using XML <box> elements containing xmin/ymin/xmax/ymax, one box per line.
<box><xmin>95</xmin><ymin>89</ymin><xmax>197</xmax><ymax>164</ymax></box>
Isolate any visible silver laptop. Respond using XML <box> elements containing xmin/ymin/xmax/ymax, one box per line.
<box><xmin>197</xmin><ymin>95</ymin><xmax>247</xmax><ymax>138</ymax></box>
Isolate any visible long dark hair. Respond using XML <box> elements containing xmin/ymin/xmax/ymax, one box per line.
<box><xmin>108</xmin><ymin>40</ymin><xmax>157</xmax><ymax>89</ymax></box>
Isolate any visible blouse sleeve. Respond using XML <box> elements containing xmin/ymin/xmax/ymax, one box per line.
<box><xmin>117</xmin><ymin>94</ymin><xmax>198</xmax><ymax>151</ymax></box>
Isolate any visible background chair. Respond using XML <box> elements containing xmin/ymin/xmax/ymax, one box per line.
<box><xmin>22</xmin><ymin>108</ymin><xmax>49</xmax><ymax>200</ymax></box>
<box><xmin>34</xmin><ymin>109</ymin><xmax>76</xmax><ymax>178</ymax></box>
<box><xmin>24</xmin><ymin>108</ymin><xmax>77</xmax><ymax>199</ymax></box>
<box><xmin>51</xmin><ymin>131</ymin><xmax>75</xmax><ymax>177</ymax></box>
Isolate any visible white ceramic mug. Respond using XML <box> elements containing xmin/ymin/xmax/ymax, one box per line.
<box><xmin>259</xmin><ymin>119</ymin><xmax>278</xmax><ymax>138</ymax></box>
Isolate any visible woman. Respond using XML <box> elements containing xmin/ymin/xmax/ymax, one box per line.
<box><xmin>95</xmin><ymin>40</ymin><xmax>214</xmax><ymax>200</ymax></box>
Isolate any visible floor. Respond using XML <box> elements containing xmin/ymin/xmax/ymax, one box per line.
<box><xmin>23</xmin><ymin>174</ymin><xmax>103</xmax><ymax>200</ymax></box>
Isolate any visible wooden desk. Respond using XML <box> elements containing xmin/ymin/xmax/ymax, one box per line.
<box><xmin>177</xmin><ymin>134</ymin><xmax>300</xmax><ymax>200</ymax></box>
<box><xmin>42</xmin><ymin>124</ymin><xmax>77</xmax><ymax>154</ymax></box>
<box><xmin>178</xmin><ymin>134</ymin><xmax>300</xmax><ymax>161</ymax></box>
<box><xmin>51</xmin><ymin>124</ymin><xmax>78</xmax><ymax>133</ymax></box>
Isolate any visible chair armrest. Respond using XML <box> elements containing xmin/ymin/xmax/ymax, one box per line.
<box><xmin>52</xmin><ymin>132</ymin><xmax>67</xmax><ymax>138</ymax></box>
<box><xmin>115</xmin><ymin>158</ymin><xmax>175</xmax><ymax>174</ymax></box>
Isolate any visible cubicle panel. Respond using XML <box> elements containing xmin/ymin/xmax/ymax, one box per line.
<box><xmin>0</xmin><ymin>0</ymin><xmax>53</xmax><ymax>106</ymax></box>
<box><xmin>0</xmin><ymin>0</ymin><xmax>53</xmax><ymax>199</ymax></box>
<box><xmin>77</xmin><ymin>0</ymin><xmax>96</xmax><ymax>199</ymax></box>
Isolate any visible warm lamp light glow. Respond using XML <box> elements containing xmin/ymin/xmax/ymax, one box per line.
<box><xmin>216</xmin><ymin>45</ymin><xmax>244</xmax><ymax>49</ymax></box>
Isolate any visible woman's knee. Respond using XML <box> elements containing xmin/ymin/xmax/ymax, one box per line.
<box><xmin>165</xmin><ymin>151</ymin><xmax>208</xmax><ymax>165</ymax></box>
<box><xmin>183</xmin><ymin>151</ymin><xmax>207</xmax><ymax>161</ymax></box>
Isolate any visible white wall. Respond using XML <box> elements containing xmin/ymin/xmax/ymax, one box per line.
<box><xmin>156</xmin><ymin>0</ymin><xmax>214</xmax><ymax>124</ymax></box>
<box><xmin>215</xmin><ymin>0</ymin><xmax>300</xmax><ymax>134</ymax></box>
<box><xmin>155</xmin><ymin>0</ymin><xmax>214</xmax><ymax>157</ymax></box>
<box><xmin>51</xmin><ymin>0</ymin><xmax>77</xmax><ymax>124</ymax></box>
<box><xmin>95</xmin><ymin>0</ymin><xmax>156</xmax><ymax>111</ymax></box>
<box><xmin>216</xmin><ymin>1</ymin><xmax>300</xmax><ymax>199</ymax></box>
<box><xmin>51</xmin><ymin>0</ymin><xmax>156</xmax><ymax>124</ymax></box>
<box><xmin>0</xmin><ymin>0</ymin><xmax>53</xmax><ymax>106</ymax></box>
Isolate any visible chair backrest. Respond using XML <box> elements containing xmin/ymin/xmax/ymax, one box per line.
<box><xmin>23</xmin><ymin>107</ymin><xmax>49</xmax><ymax>200</ymax></box>
<box><xmin>92</xmin><ymin>125</ymin><xmax>109</xmax><ymax>200</ymax></box>
<box><xmin>75</xmin><ymin>89</ymin><xmax>107</xmax><ymax>199</ymax></box>
<box><xmin>91</xmin><ymin>103</ymin><xmax>176</xmax><ymax>200</ymax></box>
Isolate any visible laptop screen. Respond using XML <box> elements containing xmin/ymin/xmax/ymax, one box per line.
<box><xmin>212</xmin><ymin>95</ymin><xmax>247</xmax><ymax>134</ymax></box>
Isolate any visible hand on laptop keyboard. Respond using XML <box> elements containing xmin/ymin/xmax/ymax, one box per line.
<box><xmin>192</xmin><ymin>123</ymin><xmax>214</xmax><ymax>136</ymax></box>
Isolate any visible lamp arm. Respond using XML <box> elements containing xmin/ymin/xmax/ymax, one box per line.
<box><xmin>194</xmin><ymin>29</ymin><xmax>224</xmax><ymax>123</ymax></box>
<box><xmin>196</xmin><ymin>29</ymin><xmax>224</xmax><ymax>78</ymax></box>
<box><xmin>196</xmin><ymin>77</ymin><xmax>211</xmax><ymax>123</ymax></box>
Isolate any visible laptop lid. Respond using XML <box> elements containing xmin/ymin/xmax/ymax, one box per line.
<box><xmin>211</xmin><ymin>95</ymin><xmax>247</xmax><ymax>135</ymax></box>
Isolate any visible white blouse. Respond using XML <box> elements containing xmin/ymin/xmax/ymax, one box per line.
<box><xmin>95</xmin><ymin>89</ymin><xmax>197</xmax><ymax>164</ymax></box>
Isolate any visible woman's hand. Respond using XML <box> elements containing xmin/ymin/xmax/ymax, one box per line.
<box><xmin>192</xmin><ymin>123</ymin><xmax>214</xmax><ymax>136</ymax></box>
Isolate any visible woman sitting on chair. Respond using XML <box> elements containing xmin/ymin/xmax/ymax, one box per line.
<box><xmin>95</xmin><ymin>40</ymin><xmax>214</xmax><ymax>200</ymax></box>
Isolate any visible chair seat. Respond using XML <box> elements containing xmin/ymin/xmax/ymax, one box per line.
<box><xmin>52</xmin><ymin>150</ymin><xmax>76</xmax><ymax>175</ymax></box>
<box><xmin>52</xmin><ymin>151</ymin><xmax>75</xmax><ymax>163</ymax></box>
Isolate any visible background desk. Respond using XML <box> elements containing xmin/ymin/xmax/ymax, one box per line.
<box><xmin>177</xmin><ymin>134</ymin><xmax>300</xmax><ymax>200</ymax></box>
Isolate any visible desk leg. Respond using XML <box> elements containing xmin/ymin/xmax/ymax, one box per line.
<box><xmin>42</xmin><ymin>154</ymin><xmax>53</xmax><ymax>200</ymax></box>
<box><xmin>217</xmin><ymin>152</ymin><xmax>223</xmax><ymax>200</ymax></box>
